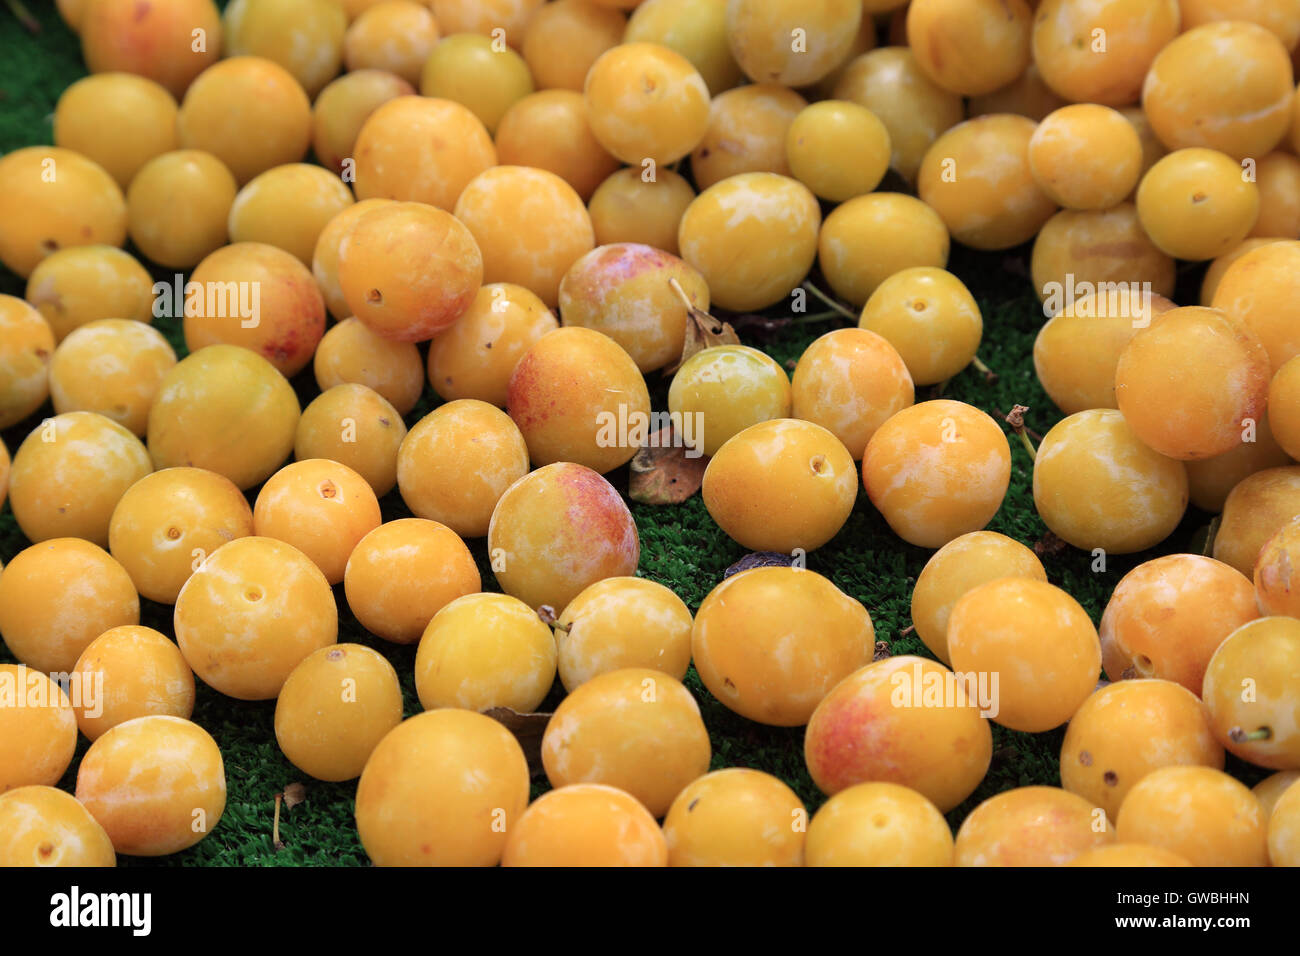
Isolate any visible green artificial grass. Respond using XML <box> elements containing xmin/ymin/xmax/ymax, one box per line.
<box><xmin>0</xmin><ymin>4</ymin><xmax>1270</xmax><ymax>866</ymax></box>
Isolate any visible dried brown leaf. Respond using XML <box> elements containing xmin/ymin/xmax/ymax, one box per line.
<box><xmin>662</xmin><ymin>278</ymin><xmax>740</xmax><ymax>375</ymax></box>
<box><xmin>484</xmin><ymin>707</ymin><xmax>551</xmax><ymax>779</ymax></box>
<box><xmin>628</xmin><ymin>426</ymin><xmax>707</xmax><ymax>505</ymax></box>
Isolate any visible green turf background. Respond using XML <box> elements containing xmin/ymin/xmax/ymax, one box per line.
<box><xmin>0</xmin><ymin>3</ymin><xmax>1268</xmax><ymax>865</ymax></box>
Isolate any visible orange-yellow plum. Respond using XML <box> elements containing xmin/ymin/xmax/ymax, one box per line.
<box><xmin>954</xmin><ymin>787</ymin><xmax>1113</xmax><ymax>866</ymax></box>
<box><xmin>663</xmin><ymin>769</ymin><xmax>805</xmax><ymax>867</ymax></box>
<box><xmin>415</xmin><ymin>593</ymin><xmax>557</xmax><ymax>714</ymax></box>
<box><xmin>429</xmin><ymin>0</ymin><xmax>542</xmax><ymax>47</ymax></box>
<box><xmin>70</xmin><ymin>626</ymin><xmax>195</xmax><ymax>742</ymax></box>
<box><xmin>0</xmin><ymin>667</ymin><xmax>78</xmax><ymax>793</ymax></box>
<box><xmin>862</xmin><ymin>401</ymin><xmax>1011</xmax><ymax>549</ymax></box>
<box><xmin>1212</xmin><ymin>241</ymin><xmax>1300</xmax><ymax>372</ymax></box>
<box><xmin>521</xmin><ymin>0</ymin><xmax>625</xmax><ymax>91</ymax></box>
<box><xmin>1214</xmin><ymin>466</ymin><xmax>1300</xmax><ymax>575</ymax></box>
<box><xmin>1202</xmin><ymin>617</ymin><xmax>1300</xmax><ymax>770</ymax></box>
<box><xmin>1033</xmin><ymin>289</ymin><xmax>1176</xmax><ymax>415</ymax></box>
<box><xmin>337</xmin><ymin>201</ymin><xmax>483</xmax><ymax>342</ymax></box>
<box><xmin>790</xmin><ymin>328</ymin><xmax>914</xmax><ymax>460</ymax></box>
<box><xmin>1270</xmin><ymin>358</ymin><xmax>1300</xmax><ymax>464</ymax></box>
<box><xmin>804</xmin><ymin>656</ymin><xmax>992</xmax><ymax>812</ymax></box>
<box><xmin>253</xmin><ymin>459</ymin><xmax>381</xmax><ymax>585</ymax></box>
<box><xmin>805</xmin><ymin>782</ymin><xmax>954</xmax><ymax>867</ymax></box>
<box><xmin>1031</xmin><ymin>206</ymin><xmax>1175</xmax><ymax>308</ymax></box>
<box><xmin>453</xmin><ymin>166</ymin><xmax>594</xmax><ymax>309</ymax></box>
<box><xmin>1033</xmin><ymin>409</ymin><xmax>1188</xmax><ymax>553</ymax></box>
<box><xmin>343</xmin><ymin>0</ymin><xmax>439</xmax><ymax>85</ymax></box>
<box><xmin>126</xmin><ymin>149</ymin><xmax>238</xmax><ymax>269</ymax></box>
<box><xmin>227</xmin><ymin>164</ymin><xmax>355</xmax><ymax>267</ymax></box>
<box><xmin>624</xmin><ymin>0</ymin><xmax>740</xmax><ymax>95</ymax></box>
<box><xmin>1031</xmin><ymin>0</ymin><xmax>1181</xmax><ymax>106</ymax></box>
<box><xmin>907</xmin><ymin>0</ymin><xmax>1032</xmax><ymax>96</ymax></box>
<box><xmin>558</xmin><ymin>243</ymin><xmax>707</xmax><ymax>373</ymax></box>
<box><xmin>587</xmin><ymin>167</ymin><xmax>696</xmax><ymax>255</ymax></box>
<box><xmin>426</xmin><ymin>283</ymin><xmax>558</xmax><ymax>407</ymax></box>
<box><xmin>1060</xmin><ymin>680</ymin><xmax>1224</xmax><ymax>821</ymax></box>
<box><xmin>24</xmin><ymin>246</ymin><xmax>154</xmax><ymax>344</ymax></box>
<box><xmin>0</xmin><ymin>787</ymin><xmax>115</xmax><ymax>867</ymax></box>
<box><xmin>223</xmin><ymin>0</ymin><xmax>346</xmax><ymax>97</ymax></box>
<box><xmin>1137</xmin><ymin>149</ymin><xmax>1261</xmax><ymax>260</ymax></box>
<box><xmin>421</xmin><ymin>34</ymin><xmax>534</xmax><ymax>136</ymax></box>
<box><xmin>948</xmin><ymin>577</ymin><xmax>1102</xmax><ymax>733</ymax></box>
<box><xmin>554</xmin><ymin>576</ymin><xmax>693</xmax><ymax>692</ymax></box>
<box><xmin>1142</xmin><ymin>21</ymin><xmax>1294</xmax><ymax>159</ymax></box>
<box><xmin>80</xmin><ymin>0</ymin><xmax>222</xmax><ymax>99</ymax></box>
<box><xmin>183</xmin><ymin>242</ymin><xmax>327</xmax><ymax>378</ymax></box>
<box><xmin>1028</xmin><ymin>104</ymin><xmax>1144</xmax><ymax>209</ymax></box>
<box><xmin>507</xmin><ymin>327</ymin><xmax>649</xmax><ymax>473</ymax></box>
<box><xmin>53</xmin><ymin>73</ymin><xmax>178</xmax><ymax>190</ymax></box>
<box><xmin>1116</xmin><ymin>766</ymin><xmax>1269</xmax><ymax>866</ymax></box>
<box><xmin>108</xmin><ymin>467</ymin><xmax>254</xmax><ymax>605</ymax></box>
<box><xmin>344</xmin><ymin>519</ymin><xmax>480</xmax><ymax>645</ymax></box>
<box><xmin>1256</xmin><ymin>516</ymin><xmax>1300</xmax><ymax>617</ymax></box>
<box><xmin>312</xmin><ymin>319</ymin><xmax>422</xmax><ymax>416</ymax></box>
<box><xmin>1251</xmin><ymin>152</ymin><xmax>1300</xmax><ymax>238</ymax></box>
<box><xmin>969</xmin><ymin>63</ymin><xmax>1068</xmax><ymax>122</ymax></box>
<box><xmin>1115</xmin><ymin>307</ymin><xmax>1271</xmax><ymax>461</ymax></box>
<box><xmin>1255</xmin><ymin>771</ymin><xmax>1300</xmax><ymax>819</ymax></box>
<box><xmin>494</xmin><ymin>91</ymin><xmax>616</xmax><ymax>200</ymax></box>
<box><xmin>918</xmin><ymin>115</ymin><xmax>1058</xmax><ymax>251</ymax></box>
<box><xmin>355</xmin><ymin>709</ymin><xmax>529</xmax><ymax>866</ymax></box>
<box><xmin>148</xmin><ymin>346</ymin><xmax>301</xmax><ymax>491</ymax></box>
<box><xmin>9</xmin><ymin>411</ymin><xmax>152</xmax><ymax>547</ymax></box>
<box><xmin>1185</xmin><ymin>412</ymin><xmax>1294</xmax><ymax>513</ymax></box>
<box><xmin>910</xmin><ymin>531</ymin><xmax>1047</xmax><ymax>666</ymax></box>
<box><xmin>667</xmin><ymin>345</ymin><xmax>791</xmax><ymax>458</ymax></box>
<box><xmin>352</xmin><ymin>95</ymin><xmax>496</xmax><ymax>209</ymax></box>
<box><xmin>677</xmin><ymin>172</ymin><xmax>820</xmax><ymax>312</ymax></box>
<box><xmin>1100</xmin><ymin>554</ymin><xmax>1259</xmax><ymax>693</ymax></box>
<box><xmin>296</xmin><ymin>384</ymin><xmax>406</xmax><ymax>498</ymax></box>
<box><xmin>785</xmin><ymin>101</ymin><xmax>891</xmax><ymax>203</ymax></box>
<box><xmin>75</xmin><ymin>716</ymin><xmax>226</xmax><ymax>857</ymax></box>
<box><xmin>0</xmin><ymin>147</ymin><xmax>126</xmax><ymax>279</ymax></box>
<box><xmin>488</xmin><ymin>462</ymin><xmax>640</xmax><ymax>611</ymax></box>
<box><xmin>0</xmin><ymin>296</ymin><xmax>54</xmax><ymax>429</ymax></box>
<box><xmin>541</xmin><ymin>667</ymin><xmax>710</xmax><ymax>818</ymax></box>
<box><xmin>692</xmin><ymin>567</ymin><xmax>875</xmax><ymax>727</ymax></box>
<box><xmin>177</xmin><ymin>57</ymin><xmax>312</xmax><ymax>185</ymax></box>
<box><xmin>274</xmin><ymin>644</ymin><xmax>403</xmax><ymax>781</ymax></box>
<box><xmin>818</xmin><ymin>193</ymin><xmax>950</xmax><ymax>307</ymax></box>
<box><xmin>503</xmin><ymin>784</ymin><xmax>667</xmax><ymax>867</ymax></box>
<box><xmin>859</xmin><ymin>268</ymin><xmax>983</xmax><ymax>387</ymax></box>
<box><xmin>0</xmin><ymin>541</ymin><xmax>139</xmax><ymax>675</ymax></box>
<box><xmin>702</xmin><ymin>419</ymin><xmax>857</xmax><ymax>554</ymax></box>
<box><xmin>174</xmin><ymin>537</ymin><xmax>337</xmax><ymax>700</ymax></box>
<box><xmin>312</xmin><ymin>71</ymin><xmax>414</xmax><ymax>177</ymax></box>
<box><xmin>688</xmin><ymin>83</ymin><xmax>805</xmax><ymax>190</ymax></box>
<box><xmin>584</xmin><ymin>43</ymin><xmax>710</xmax><ymax>166</ymax></box>
<box><xmin>1268</xmin><ymin>779</ymin><xmax>1300</xmax><ymax>865</ymax></box>
<box><xmin>833</xmin><ymin>48</ymin><xmax>964</xmax><ymax>184</ymax></box>
<box><xmin>48</xmin><ymin>320</ymin><xmax>176</xmax><ymax>437</ymax></box>
<box><xmin>725</xmin><ymin>0</ymin><xmax>861</xmax><ymax>87</ymax></box>
<box><xmin>312</xmin><ymin>199</ymin><xmax>397</xmax><ymax>320</ymax></box>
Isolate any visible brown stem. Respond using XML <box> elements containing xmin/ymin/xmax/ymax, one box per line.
<box><xmin>971</xmin><ymin>355</ymin><xmax>998</xmax><ymax>383</ymax></box>
<box><xmin>1005</xmin><ymin>405</ymin><xmax>1037</xmax><ymax>462</ymax></box>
